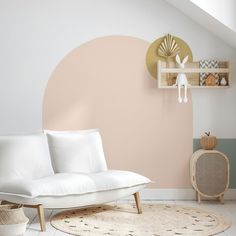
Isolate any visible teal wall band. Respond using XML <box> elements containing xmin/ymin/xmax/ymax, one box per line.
<box><xmin>193</xmin><ymin>139</ymin><xmax>236</xmax><ymax>188</ymax></box>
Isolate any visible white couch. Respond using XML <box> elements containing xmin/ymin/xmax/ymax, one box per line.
<box><xmin>0</xmin><ymin>130</ymin><xmax>150</xmax><ymax>231</ymax></box>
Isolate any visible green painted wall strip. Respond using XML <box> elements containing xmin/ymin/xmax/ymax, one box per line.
<box><xmin>193</xmin><ymin>139</ymin><xmax>236</xmax><ymax>188</ymax></box>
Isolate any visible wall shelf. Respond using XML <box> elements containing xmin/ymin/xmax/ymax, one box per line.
<box><xmin>157</xmin><ymin>60</ymin><xmax>231</xmax><ymax>89</ymax></box>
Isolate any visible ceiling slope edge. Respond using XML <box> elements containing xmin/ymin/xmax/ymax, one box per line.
<box><xmin>166</xmin><ymin>0</ymin><xmax>236</xmax><ymax>50</ymax></box>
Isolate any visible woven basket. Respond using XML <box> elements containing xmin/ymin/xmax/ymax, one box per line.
<box><xmin>0</xmin><ymin>204</ymin><xmax>28</xmax><ymax>236</ymax></box>
<box><xmin>0</xmin><ymin>204</ymin><xmax>28</xmax><ymax>225</ymax></box>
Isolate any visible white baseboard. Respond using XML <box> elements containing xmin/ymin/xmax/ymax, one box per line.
<box><xmin>125</xmin><ymin>188</ymin><xmax>236</xmax><ymax>200</ymax></box>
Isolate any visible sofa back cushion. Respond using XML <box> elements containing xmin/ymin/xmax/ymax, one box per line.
<box><xmin>0</xmin><ymin>134</ymin><xmax>54</xmax><ymax>179</ymax></box>
<box><xmin>45</xmin><ymin>129</ymin><xmax>108</xmax><ymax>173</ymax></box>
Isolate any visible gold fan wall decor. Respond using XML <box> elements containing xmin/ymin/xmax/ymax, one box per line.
<box><xmin>158</xmin><ymin>34</ymin><xmax>180</xmax><ymax>58</ymax></box>
<box><xmin>146</xmin><ymin>34</ymin><xmax>193</xmax><ymax>79</ymax></box>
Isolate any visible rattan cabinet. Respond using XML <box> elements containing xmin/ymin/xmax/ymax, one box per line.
<box><xmin>190</xmin><ymin>149</ymin><xmax>230</xmax><ymax>203</ymax></box>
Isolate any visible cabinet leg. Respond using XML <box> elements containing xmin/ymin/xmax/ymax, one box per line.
<box><xmin>219</xmin><ymin>194</ymin><xmax>224</xmax><ymax>204</ymax></box>
<box><xmin>197</xmin><ymin>192</ymin><xmax>201</xmax><ymax>204</ymax></box>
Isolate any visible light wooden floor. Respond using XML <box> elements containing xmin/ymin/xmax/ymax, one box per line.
<box><xmin>24</xmin><ymin>200</ymin><xmax>236</xmax><ymax>236</ymax></box>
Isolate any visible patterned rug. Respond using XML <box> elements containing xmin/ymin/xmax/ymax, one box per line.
<box><xmin>51</xmin><ymin>203</ymin><xmax>231</xmax><ymax>236</ymax></box>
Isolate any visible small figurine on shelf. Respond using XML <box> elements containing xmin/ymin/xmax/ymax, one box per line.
<box><xmin>205</xmin><ymin>73</ymin><xmax>217</xmax><ymax>86</ymax></box>
<box><xmin>174</xmin><ymin>54</ymin><xmax>189</xmax><ymax>103</ymax></box>
<box><xmin>220</xmin><ymin>77</ymin><xmax>227</xmax><ymax>86</ymax></box>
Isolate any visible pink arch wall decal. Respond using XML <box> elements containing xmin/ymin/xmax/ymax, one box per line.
<box><xmin>43</xmin><ymin>36</ymin><xmax>193</xmax><ymax>188</ymax></box>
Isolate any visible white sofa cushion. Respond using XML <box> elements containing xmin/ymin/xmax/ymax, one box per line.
<box><xmin>0</xmin><ymin>134</ymin><xmax>54</xmax><ymax>180</ymax></box>
<box><xmin>45</xmin><ymin>129</ymin><xmax>108</xmax><ymax>173</ymax></box>
<box><xmin>0</xmin><ymin>170</ymin><xmax>150</xmax><ymax>198</ymax></box>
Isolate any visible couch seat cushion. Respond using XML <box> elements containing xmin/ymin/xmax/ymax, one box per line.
<box><xmin>0</xmin><ymin>170</ymin><xmax>150</xmax><ymax>198</ymax></box>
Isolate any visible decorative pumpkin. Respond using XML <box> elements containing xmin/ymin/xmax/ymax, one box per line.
<box><xmin>200</xmin><ymin>132</ymin><xmax>217</xmax><ymax>150</ymax></box>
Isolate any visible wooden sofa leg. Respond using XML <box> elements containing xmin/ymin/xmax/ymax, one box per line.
<box><xmin>133</xmin><ymin>192</ymin><xmax>142</xmax><ymax>214</ymax></box>
<box><xmin>37</xmin><ymin>204</ymin><xmax>46</xmax><ymax>232</ymax></box>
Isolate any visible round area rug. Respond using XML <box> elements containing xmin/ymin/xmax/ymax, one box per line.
<box><xmin>51</xmin><ymin>203</ymin><xmax>231</xmax><ymax>236</ymax></box>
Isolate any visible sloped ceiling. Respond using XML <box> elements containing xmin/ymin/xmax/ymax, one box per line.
<box><xmin>166</xmin><ymin>0</ymin><xmax>236</xmax><ymax>50</ymax></box>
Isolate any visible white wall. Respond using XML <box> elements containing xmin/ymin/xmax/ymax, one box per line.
<box><xmin>191</xmin><ymin>0</ymin><xmax>236</xmax><ymax>31</ymax></box>
<box><xmin>0</xmin><ymin>0</ymin><xmax>235</xmax><ymax>138</ymax></box>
